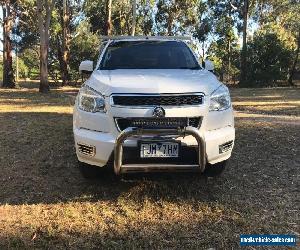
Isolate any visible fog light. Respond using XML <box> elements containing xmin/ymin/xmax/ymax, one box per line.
<box><xmin>219</xmin><ymin>141</ymin><xmax>233</xmax><ymax>154</ymax></box>
<box><xmin>77</xmin><ymin>143</ymin><xmax>96</xmax><ymax>157</ymax></box>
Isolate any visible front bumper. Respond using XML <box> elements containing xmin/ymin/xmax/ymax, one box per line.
<box><xmin>114</xmin><ymin>126</ymin><xmax>205</xmax><ymax>175</ymax></box>
<box><xmin>74</xmin><ymin>125</ymin><xmax>235</xmax><ymax>170</ymax></box>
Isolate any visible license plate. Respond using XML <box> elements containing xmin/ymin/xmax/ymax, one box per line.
<box><xmin>140</xmin><ymin>142</ymin><xmax>179</xmax><ymax>158</ymax></box>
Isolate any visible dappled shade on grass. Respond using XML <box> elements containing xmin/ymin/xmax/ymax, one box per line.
<box><xmin>231</xmin><ymin>88</ymin><xmax>300</xmax><ymax>116</ymax></box>
<box><xmin>0</xmin><ymin>85</ymin><xmax>299</xmax><ymax>248</ymax></box>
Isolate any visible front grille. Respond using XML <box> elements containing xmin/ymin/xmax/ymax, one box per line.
<box><xmin>115</xmin><ymin>117</ymin><xmax>201</xmax><ymax>131</ymax></box>
<box><xmin>112</xmin><ymin>94</ymin><xmax>203</xmax><ymax>106</ymax></box>
<box><xmin>77</xmin><ymin>143</ymin><xmax>96</xmax><ymax>156</ymax></box>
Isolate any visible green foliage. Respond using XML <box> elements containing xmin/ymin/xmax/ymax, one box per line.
<box><xmin>83</xmin><ymin>0</ymin><xmax>154</xmax><ymax>36</ymax></box>
<box><xmin>9</xmin><ymin>0</ymin><xmax>299</xmax><ymax>86</ymax></box>
<box><xmin>13</xmin><ymin>57</ymin><xmax>29</xmax><ymax>79</ymax></box>
<box><xmin>244</xmin><ymin>33</ymin><xmax>293</xmax><ymax>86</ymax></box>
<box><xmin>83</xmin><ymin>0</ymin><xmax>107</xmax><ymax>34</ymax></box>
<box><xmin>256</xmin><ymin>0</ymin><xmax>300</xmax><ymax>48</ymax></box>
<box><xmin>254</xmin><ymin>0</ymin><xmax>300</xmax><ymax>85</ymax></box>
<box><xmin>204</xmin><ymin>0</ymin><xmax>242</xmax><ymax>82</ymax></box>
<box><xmin>20</xmin><ymin>48</ymin><xmax>40</xmax><ymax>79</ymax></box>
<box><xmin>155</xmin><ymin>0</ymin><xmax>199</xmax><ymax>35</ymax></box>
<box><xmin>69</xmin><ymin>20</ymin><xmax>100</xmax><ymax>76</ymax></box>
<box><xmin>136</xmin><ymin>0</ymin><xmax>156</xmax><ymax>35</ymax></box>
<box><xmin>16</xmin><ymin>0</ymin><xmax>39</xmax><ymax>52</ymax></box>
<box><xmin>208</xmin><ymin>39</ymin><xmax>240</xmax><ymax>82</ymax></box>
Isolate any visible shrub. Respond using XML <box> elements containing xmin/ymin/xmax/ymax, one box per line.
<box><xmin>243</xmin><ymin>33</ymin><xmax>293</xmax><ymax>87</ymax></box>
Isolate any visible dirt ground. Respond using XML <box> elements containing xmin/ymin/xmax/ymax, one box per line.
<box><xmin>0</xmin><ymin>85</ymin><xmax>299</xmax><ymax>249</ymax></box>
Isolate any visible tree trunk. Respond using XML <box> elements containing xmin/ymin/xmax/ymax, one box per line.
<box><xmin>288</xmin><ymin>31</ymin><xmax>300</xmax><ymax>86</ymax></box>
<box><xmin>240</xmin><ymin>0</ymin><xmax>249</xmax><ymax>84</ymax></box>
<box><xmin>228</xmin><ymin>39</ymin><xmax>231</xmax><ymax>83</ymax></box>
<box><xmin>39</xmin><ymin>42</ymin><xmax>49</xmax><ymax>92</ymax></box>
<box><xmin>227</xmin><ymin>4</ymin><xmax>232</xmax><ymax>83</ymax></box>
<box><xmin>16</xmin><ymin>43</ymin><xmax>19</xmax><ymax>82</ymax></box>
<box><xmin>57</xmin><ymin>38</ymin><xmax>65</xmax><ymax>82</ymax></box>
<box><xmin>131</xmin><ymin>0</ymin><xmax>136</xmax><ymax>36</ymax></box>
<box><xmin>220</xmin><ymin>61</ymin><xmax>225</xmax><ymax>82</ymax></box>
<box><xmin>167</xmin><ymin>13</ymin><xmax>173</xmax><ymax>35</ymax></box>
<box><xmin>105</xmin><ymin>0</ymin><xmax>112</xmax><ymax>35</ymax></box>
<box><xmin>37</xmin><ymin>0</ymin><xmax>53</xmax><ymax>93</ymax></box>
<box><xmin>61</xmin><ymin>0</ymin><xmax>70</xmax><ymax>86</ymax></box>
<box><xmin>202</xmin><ymin>41</ymin><xmax>205</xmax><ymax>66</ymax></box>
<box><xmin>2</xmin><ymin>3</ymin><xmax>15</xmax><ymax>88</ymax></box>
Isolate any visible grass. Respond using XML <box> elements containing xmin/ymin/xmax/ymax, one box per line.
<box><xmin>0</xmin><ymin>84</ymin><xmax>299</xmax><ymax>249</ymax></box>
<box><xmin>231</xmin><ymin>87</ymin><xmax>300</xmax><ymax>116</ymax></box>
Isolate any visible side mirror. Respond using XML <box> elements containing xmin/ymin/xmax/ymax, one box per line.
<box><xmin>204</xmin><ymin>60</ymin><xmax>214</xmax><ymax>71</ymax></box>
<box><xmin>79</xmin><ymin>60</ymin><xmax>93</xmax><ymax>73</ymax></box>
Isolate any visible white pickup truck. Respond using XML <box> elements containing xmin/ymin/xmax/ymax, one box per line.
<box><xmin>73</xmin><ymin>36</ymin><xmax>235</xmax><ymax>178</ymax></box>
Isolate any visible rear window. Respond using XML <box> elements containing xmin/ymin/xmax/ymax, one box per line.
<box><xmin>99</xmin><ymin>40</ymin><xmax>200</xmax><ymax>70</ymax></box>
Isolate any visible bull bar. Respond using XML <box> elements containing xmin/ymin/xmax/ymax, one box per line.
<box><xmin>114</xmin><ymin>126</ymin><xmax>206</xmax><ymax>175</ymax></box>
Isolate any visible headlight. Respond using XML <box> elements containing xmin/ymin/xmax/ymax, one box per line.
<box><xmin>78</xmin><ymin>85</ymin><xmax>106</xmax><ymax>113</ymax></box>
<box><xmin>209</xmin><ymin>85</ymin><xmax>231</xmax><ymax>111</ymax></box>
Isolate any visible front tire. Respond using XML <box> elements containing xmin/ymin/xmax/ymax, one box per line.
<box><xmin>203</xmin><ymin>160</ymin><xmax>226</xmax><ymax>177</ymax></box>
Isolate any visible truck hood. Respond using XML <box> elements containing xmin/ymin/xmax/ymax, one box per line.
<box><xmin>87</xmin><ymin>69</ymin><xmax>222</xmax><ymax>96</ymax></box>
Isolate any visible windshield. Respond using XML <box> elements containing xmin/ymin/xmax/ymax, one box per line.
<box><xmin>99</xmin><ymin>40</ymin><xmax>201</xmax><ymax>70</ymax></box>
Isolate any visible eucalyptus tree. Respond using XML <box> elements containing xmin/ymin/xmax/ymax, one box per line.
<box><xmin>244</xmin><ymin>33</ymin><xmax>292</xmax><ymax>86</ymax></box>
<box><xmin>194</xmin><ymin>1</ymin><xmax>212</xmax><ymax>60</ymax></box>
<box><xmin>240</xmin><ymin>0</ymin><xmax>249</xmax><ymax>83</ymax></box>
<box><xmin>131</xmin><ymin>0</ymin><xmax>136</xmax><ymax>35</ymax></box>
<box><xmin>111</xmin><ymin>0</ymin><xmax>132</xmax><ymax>35</ymax></box>
<box><xmin>136</xmin><ymin>0</ymin><xmax>155</xmax><ymax>35</ymax></box>
<box><xmin>83</xmin><ymin>0</ymin><xmax>153</xmax><ymax>36</ymax></box>
<box><xmin>155</xmin><ymin>0</ymin><xmax>199</xmax><ymax>35</ymax></box>
<box><xmin>15</xmin><ymin>0</ymin><xmax>40</xmax><ymax>80</ymax></box>
<box><xmin>17</xmin><ymin>0</ymin><xmax>39</xmax><ymax>52</ymax></box>
<box><xmin>1</xmin><ymin>0</ymin><xmax>17</xmax><ymax>88</ymax></box>
<box><xmin>37</xmin><ymin>0</ymin><xmax>54</xmax><ymax>93</ymax></box>
<box><xmin>83</xmin><ymin>0</ymin><xmax>114</xmax><ymax>35</ymax></box>
<box><xmin>205</xmin><ymin>0</ymin><xmax>242</xmax><ymax>82</ymax></box>
<box><xmin>69</xmin><ymin>20</ymin><xmax>100</xmax><ymax>74</ymax></box>
<box><xmin>106</xmin><ymin>0</ymin><xmax>112</xmax><ymax>35</ymax></box>
<box><xmin>60</xmin><ymin>0</ymin><xmax>71</xmax><ymax>85</ymax></box>
<box><xmin>256</xmin><ymin>0</ymin><xmax>300</xmax><ymax>85</ymax></box>
<box><xmin>50</xmin><ymin>0</ymin><xmax>80</xmax><ymax>85</ymax></box>
<box><xmin>18</xmin><ymin>0</ymin><xmax>72</xmax><ymax>85</ymax></box>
